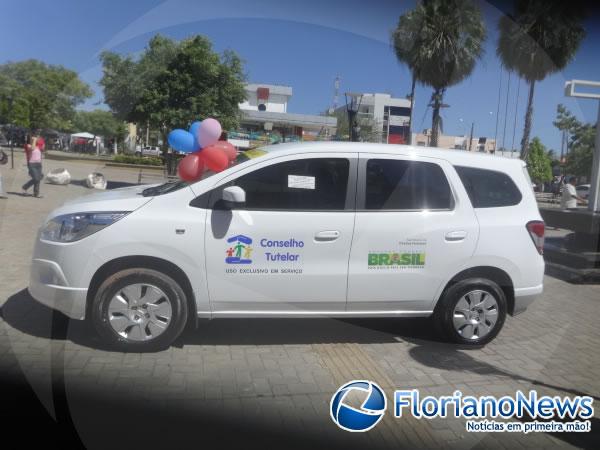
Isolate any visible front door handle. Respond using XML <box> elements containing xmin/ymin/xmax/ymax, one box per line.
<box><xmin>315</xmin><ymin>230</ymin><xmax>340</xmax><ymax>242</ymax></box>
<box><xmin>445</xmin><ymin>230</ymin><xmax>467</xmax><ymax>242</ymax></box>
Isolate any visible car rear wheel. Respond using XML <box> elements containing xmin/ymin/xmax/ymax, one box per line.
<box><xmin>434</xmin><ymin>278</ymin><xmax>507</xmax><ymax>346</ymax></box>
<box><xmin>91</xmin><ymin>268</ymin><xmax>188</xmax><ymax>352</ymax></box>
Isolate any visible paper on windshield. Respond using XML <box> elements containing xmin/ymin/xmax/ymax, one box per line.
<box><xmin>288</xmin><ymin>175</ymin><xmax>315</xmax><ymax>190</ymax></box>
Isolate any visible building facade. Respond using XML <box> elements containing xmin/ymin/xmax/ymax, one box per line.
<box><xmin>336</xmin><ymin>93</ymin><xmax>412</xmax><ymax>144</ymax></box>
<box><xmin>235</xmin><ymin>83</ymin><xmax>337</xmax><ymax>148</ymax></box>
<box><xmin>412</xmin><ymin>129</ymin><xmax>497</xmax><ymax>153</ymax></box>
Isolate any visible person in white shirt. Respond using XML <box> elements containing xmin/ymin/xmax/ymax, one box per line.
<box><xmin>561</xmin><ymin>176</ymin><xmax>584</xmax><ymax>209</ymax></box>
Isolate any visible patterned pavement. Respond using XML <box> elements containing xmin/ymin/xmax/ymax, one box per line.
<box><xmin>1</xmin><ymin>153</ymin><xmax>599</xmax><ymax>449</ymax></box>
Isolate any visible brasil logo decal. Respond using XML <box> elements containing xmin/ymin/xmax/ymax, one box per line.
<box><xmin>225</xmin><ymin>235</ymin><xmax>253</xmax><ymax>264</ymax></box>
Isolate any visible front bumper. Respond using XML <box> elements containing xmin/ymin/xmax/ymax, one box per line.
<box><xmin>29</xmin><ymin>258</ymin><xmax>88</xmax><ymax>320</ymax></box>
<box><xmin>512</xmin><ymin>284</ymin><xmax>543</xmax><ymax>316</ymax></box>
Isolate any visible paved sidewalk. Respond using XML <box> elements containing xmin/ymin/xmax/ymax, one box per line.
<box><xmin>1</xmin><ymin>156</ymin><xmax>599</xmax><ymax>449</ymax></box>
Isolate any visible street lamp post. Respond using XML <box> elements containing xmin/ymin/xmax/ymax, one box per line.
<box><xmin>564</xmin><ymin>80</ymin><xmax>600</xmax><ymax>213</ymax></box>
<box><xmin>345</xmin><ymin>92</ymin><xmax>363</xmax><ymax>142</ymax></box>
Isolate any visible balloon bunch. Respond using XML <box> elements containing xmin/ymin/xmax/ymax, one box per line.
<box><xmin>167</xmin><ymin>118</ymin><xmax>237</xmax><ymax>182</ymax></box>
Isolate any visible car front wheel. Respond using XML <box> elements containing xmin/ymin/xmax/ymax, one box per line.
<box><xmin>91</xmin><ymin>268</ymin><xmax>188</xmax><ymax>352</ymax></box>
<box><xmin>434</xmin><ymin>278</ymin><xmax>507</xmax><ymax>346</ymax></box>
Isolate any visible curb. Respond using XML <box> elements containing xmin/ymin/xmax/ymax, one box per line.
<box><xmin>39</xmin><ymin>151</ymin><xmax>165</xmax><ymax>170</ymax></box>
<box><xmin>105</xmin><ymin>162</ymin><xmax>165</xmax><ymax>170</ymax></box>
<box><xmin>45</xmin><ymin>153</ymin><xmax>112</xmax><ymax>163</ymax></box>
<box><xmin>545</xmin><ymin>262</ymin><xmax>600</xmax><ymax>284</ymax></box>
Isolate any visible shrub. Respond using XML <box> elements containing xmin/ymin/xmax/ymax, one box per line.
<box><xmin>113</xmin><ymin>155</ymin><xmax>163</xmax><ymax>166</ymax></box>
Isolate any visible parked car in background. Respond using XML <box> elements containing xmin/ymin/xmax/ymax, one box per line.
<box><xmin>576</xmin><ymin>184</ymin><xmax>590</xmax><ymax>200</ymax></box>
<box><xmin>0</xmin><ymin>133</ymin><xmax>8</xmax><ymax>146</ymax></box>
<box><xmin>136</xmin><ymin>146</ymin><xmax>162</xmax><ymax>158</ymax></box>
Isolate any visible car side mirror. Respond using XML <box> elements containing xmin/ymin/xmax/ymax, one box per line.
<box><xmin>221</xmin><ymin>186</ymin><xmax>246</xmax><ymax>209</ymax></box>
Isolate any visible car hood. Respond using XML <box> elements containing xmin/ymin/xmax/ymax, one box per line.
<box><xmin>47</xmin><ymin>185</ymin><xmax>155</xmax><ymax>219</ymax></box>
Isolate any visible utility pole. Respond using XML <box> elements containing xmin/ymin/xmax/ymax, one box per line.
<box><xmin>468</xmin><ymin>122</ymin><xmax>474</xmax><ymax>152</ymax></box>
<box><xmin>407</xmin><ymin>75</ymin><xmax>416</xmax><ymax>145</ymax></box>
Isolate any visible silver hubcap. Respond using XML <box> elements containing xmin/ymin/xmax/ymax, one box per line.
<box><xmin>453</xmin><ymin>290</ymin><xmax>499</xmax><ymax>340</ymax></box>
<box><xmin>107</xmin><ymin>283</ymin><xmax>172</xmax><ymax>341</ymax></box>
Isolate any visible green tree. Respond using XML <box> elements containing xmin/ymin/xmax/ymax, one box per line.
<box><xmin>72</xmin><ymin>110</ymin><xmax>127</xmax><ymax>141</ymax></box>
<box><xmin>0</xmin><ymin>60</ymin><xmax>92</xmax><ymax>130</ymax></box>
<box><xmin>391</xmin><ymin>0</ymin><xmax>486</xmax><ymax>147</ymax></box>
<box><xmin>391</xmin><ymin>11</ymin><xmax>421</xmax><ymax>144</ymax></box>
<box><xmin>565</xmin><ymin>124</ymin><xmax>595</xmax><ymax>178</ymax></box>
<box><xmin>526</xmin><ymin>137</ymin><xmax>552</xmax><ymax>186</ymax></box>
<box><xmin>551</xmin><ymin>104</ymin><xmax>596</xmax><ymax>178</ymax></box>
<box><xmin>497</xmin><ymin>0</ymin><xmax>586</xmax><ymax>160</ymax></box>
<box><xmin>100</xmin><ymin>34</ymin><xmax>246</xmax><ymax>150</ymax></box>
<box><xmin>100</xmin><ymin>35</ymin><xmax>178</xmax><ymax>123</ymax></box>
<box><xmin>553</xmin><ymin>104</ymin><xmax>579</xmax><ymax>161</ymax></box>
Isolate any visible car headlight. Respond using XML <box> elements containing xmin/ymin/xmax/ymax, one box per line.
<box><xmin>40</xmin><ymin>212</ymin><xmax>130</xmax><ymax>243</ymax></box>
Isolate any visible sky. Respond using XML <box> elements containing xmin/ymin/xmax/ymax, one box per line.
<box><xmin>1</xmin><ymin>0</ymin><xmax>599</xmax><ymax>152</ymax></box>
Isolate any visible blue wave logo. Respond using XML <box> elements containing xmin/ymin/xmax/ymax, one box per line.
<box><xmin>330</xmin><ymin>380</ymin><xmax>387</xmax><ymax>432</ymax></box>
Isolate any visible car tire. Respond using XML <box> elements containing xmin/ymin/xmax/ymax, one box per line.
<box><xmin>135</xmin><ymin>151</ymin><xmax>142</xmax><ymax>157</ymax></box>
<box><xmin>91</xmin><ymin>268</ymin><xmax>188</xmax><ymax>352</ymax></box>
<box><xmin>433</xmin><ymin>278</ymin><xmax>507</xmax><ymax>346</ymax></box>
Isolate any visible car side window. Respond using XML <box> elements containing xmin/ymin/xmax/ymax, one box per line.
<box><xmin>365</xmin><ymin>159</ymin><xmax>453</xmax><ymax>210</ymax></box>
<box><xmin>455</xmin><ymin>166</ymin><xmax>522</xmax><ymax>208</ymax></box>
<box><xmin>210</xmin><ymin>158</ymin><xmax>350</xmax><ymax>211</ymax></box>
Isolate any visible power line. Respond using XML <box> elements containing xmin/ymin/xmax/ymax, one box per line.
<box><xmin>419</xmin><ymin>104</ymin><xmax>430</xmax><ymax>132</ymax></box>
<box><xmin>511</xmin><ymin>77</ymin><xmax>521</xmax><ymax>155</ymax></box>
<box><xmin>493</xmin><ymin>69</ymin><xmax>503</xmax><ymax>151</ymax></box>
<box><xmin>501</xmin><ymin>70</ymin><xmax>512</xmax><ymax>149</ymax></box>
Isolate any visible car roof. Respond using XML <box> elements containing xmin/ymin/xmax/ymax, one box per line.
<box><xmin>255</xmin><ymin>141</ymin><xmax>526</xmax><ymax>170</ymax></box>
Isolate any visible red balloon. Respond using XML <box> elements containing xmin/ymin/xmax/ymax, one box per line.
<box><xmin>212</xmin><ymin>140</ymin><xmax>237</xmax><ymax>161</ymax></box>
<box><xmin>199</xmin><ymin>145</ymin><xmax>229</xmax><ymax>172</ymax></box>
<box><xmin>177</xmin><ymin>153</ymin><xmax>204</xmax><ymax>182</ymax></box>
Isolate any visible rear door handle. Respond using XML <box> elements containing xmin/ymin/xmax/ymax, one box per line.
<box><xmin>315</xmin><ymin>230</ymin><xmax>340</xmax><ymax>242</ymax></box>
<box><xmin>445</xmin><ymin>230</ymin><xmax>467</xmax><ymax>242</ymax></box>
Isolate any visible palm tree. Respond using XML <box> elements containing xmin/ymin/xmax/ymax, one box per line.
<box><xmin>497</xmin><ymin>0</ymin><xmax>586</xmax><ymax>160</ymax></box>
<box><xmin>391</xmin><ymin>0</ymin><xmax>486</xmax><ymax>147</ymax></box>
<box><xmin>391</xmin><ymin>11</ymin><xmax>421</xmax><ymax>144</ymax></box>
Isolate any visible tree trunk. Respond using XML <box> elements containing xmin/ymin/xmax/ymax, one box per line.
<box><xmin>161</xmin><ymin>130</ymin><xmax>175</xmax><ymax>176</ymax></box>
<box><xmin>407</xmin><ymin>74</ymin><xmax>416</xmax><ymax>145</ymax></box>
<box><xmin>430</xmin><ymin>88</ymin><xmax>442</xmax><ymax>147</ymax></box>
<box><xmin>520</xmin><ymin>80</ymin><xmax>536</xmax><ymax>160</ymax></box>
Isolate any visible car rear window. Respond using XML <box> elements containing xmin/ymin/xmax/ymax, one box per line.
<box><xmin>455</xmin><ymin>166</ymin><xmax>522</xmax><ymax>208</ymax></box>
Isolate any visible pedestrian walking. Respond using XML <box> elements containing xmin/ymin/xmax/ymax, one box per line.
<box><xmin>560</xmin><ymin>176</ymin><xmax>584</xmax><ymax>209</ymax></box>
<box><xmin>22</xmin><ymin>137</ymin><xmax>44</xmax><ymax>198</ymax></box>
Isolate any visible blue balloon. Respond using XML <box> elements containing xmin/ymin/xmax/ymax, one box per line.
<box><xmin>189</xmin><ymin>121</ymin><xmax>202</xmax><ymax>150</ymax></box>
<box><xmin>168</xmin><ymin>129</ymin><xmax>196</xmax><ymax>153</ymax></box>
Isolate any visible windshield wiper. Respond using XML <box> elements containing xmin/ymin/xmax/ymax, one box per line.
<box><xmin>141</xmin><ymin>181</ymin><xmax>188</xmax><ymax>197</ymax></box>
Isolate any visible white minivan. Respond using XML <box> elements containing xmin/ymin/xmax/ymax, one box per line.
<box><xmin>29</xmin><ymin>142</ymin><xmax>545</xmax><ymax>351</ymax></box>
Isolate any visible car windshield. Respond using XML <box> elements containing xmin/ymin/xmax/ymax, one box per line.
<box><xmin>141</xmin><ymin>148</ymin><xmax>270</xmax><ymax>196</ymax></box>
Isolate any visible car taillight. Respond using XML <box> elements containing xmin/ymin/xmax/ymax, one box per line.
<box><xmin>526</xmin><ymin>221</ymin><xmax>545</xmax><ymax>255</ymax></box>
